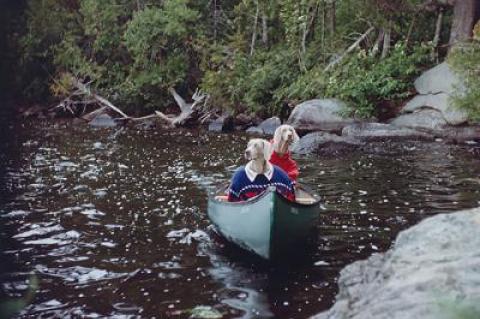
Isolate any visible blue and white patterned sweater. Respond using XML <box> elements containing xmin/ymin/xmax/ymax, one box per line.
<box><xmin>227</xmin><ymin>165</ymin><xmax>295</xmax><ymax>202</ymax></box>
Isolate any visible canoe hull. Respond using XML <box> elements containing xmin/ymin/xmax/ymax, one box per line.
<box><xmin>207</xmin><ymin>188</ymin><xmax>319</xmax><ymax>260</ymax></box>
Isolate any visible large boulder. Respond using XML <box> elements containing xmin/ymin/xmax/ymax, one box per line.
<box><xmin>292</xmin><ymin>132</ymin><xmax>363</xmax><ymax>155</ymax></box>
<box><xmin>287</xmin><ymin>99</ymin><xmax>355</xmax><ymax>132</ymax></box>
<box><xmin>258</xmin><ymin>117</ymin><xmax>281</xmax><ymax>135</ymax></box>
<box><xmin>390</xmin><ymin>109</ymin><xmax>448</xmax><ymax>131</ymax></box>
<box><xmin>245</xmin><ymin>126</ymin><xmax>264</xmax><ymax>135</ymax></box>
<box><xmin>342</xmin><ymin>123</ymin><xmax>433</xmax><ymax>141</ymax></box>
<box><xmin>402</xmin><ymin>93</ymin><xmax>468</xmax><ymax>125</ymax></box>
<box><xmin>414</xmin><ymin>62</ymin><xmax>463</xmax><ymax>95</ymax></box>
<box><xmin>396</xmin><ymin>62</ymin><xmax>468</xmax><ymax>128</ymax></box>
<box><xmin>313</xmin><ymin>207</ymin><xmax>480</xmax><ymax>319</ymax></box>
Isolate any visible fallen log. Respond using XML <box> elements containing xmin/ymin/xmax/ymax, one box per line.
<box><xmin>51</xmin><ymin>76</ymin><xmax>210</xmax><ymax>127</ymax></box>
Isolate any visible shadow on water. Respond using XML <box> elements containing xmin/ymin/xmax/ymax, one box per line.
<box><xmin>0</xmin><ymin>119</ymin><xmax>479</xmax><ymax>318</ymax></box>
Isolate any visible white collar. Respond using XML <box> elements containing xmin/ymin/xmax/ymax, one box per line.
<box><xmin>245</xmin><ymin>161</ymin><xmax>274</xmax><ymax>182</ymax></box>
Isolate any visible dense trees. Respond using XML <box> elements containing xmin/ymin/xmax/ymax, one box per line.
<box><xmin>6</xmin><ymin>0</ymin><xmax>480</xmax><ymax>119</ymax></box>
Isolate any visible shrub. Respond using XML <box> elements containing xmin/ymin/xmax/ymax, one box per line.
<box><xmin>448</xmin><ymin>23</ymin><xmax>480</xmax><ymax>123</ymax></box>
<box><xmin>324</xmin><ymin>42</ymin><xmax>433</xmax><ymax>118</ymax></box>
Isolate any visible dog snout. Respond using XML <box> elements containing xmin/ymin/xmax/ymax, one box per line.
<box><xmin>244</xmin><ymin>149</ymin><xmax>252</xmax><ymax>159</ymax></box>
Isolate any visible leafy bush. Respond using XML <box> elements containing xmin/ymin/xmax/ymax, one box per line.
<box><xmin>448</xmin><ymin>23</ymin><xmax>480</xmax><ymax>123</ymax></box>
<box><xmin>268</xmin><ymin>42</ymin><xmax>433</xmax><ymax>118</ymax></box>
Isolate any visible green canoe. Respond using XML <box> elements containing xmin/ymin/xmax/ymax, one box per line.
<box><xmin>207</xmin><ymin>185</ymin><xmax>321</xmax><ymax>260</ymax></box>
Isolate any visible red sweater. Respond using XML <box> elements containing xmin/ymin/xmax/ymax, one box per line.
<box><xmin>270</xmin><ymin>151</ymin><xmax>299</xmax><ymax>182</ymax></box>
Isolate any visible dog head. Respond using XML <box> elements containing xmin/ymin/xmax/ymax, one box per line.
<box><xmin>273</xmin><ymin>124</ymin><xmax>299</xmax><ymax>154</ymax></box>
<box><xmin>244</xmin><ymin>138</ymin><xmax>272</xmax><ymax>162</ymax></box>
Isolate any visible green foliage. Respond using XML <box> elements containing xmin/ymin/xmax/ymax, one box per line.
<box><xmin>448</xmin><ymin>24</ymin><xmax>480</xmax><ymax>123</ymax></box>
<box><xmin>201</xmin><ymin>45</ymin><xmax>299</xmax><ymax>114</ymax></box>
<box><xmin>325</xmin><ymin>43</ymin><xmax>433</xmax><ymax>117</ymax></box>
<box><xmin>14</xmin><ymin>0</ymin><xmax>451</xmax><ymax>116</ymax></box>
<box><xmin>202</xmin><ymin>42</ymin><xmax>433</xmax><ymax>118</ymax></box>
<box><xmin>18</xmin><ymin>0</ymin><xmax>79</xmax><ymax>100</ymax></box>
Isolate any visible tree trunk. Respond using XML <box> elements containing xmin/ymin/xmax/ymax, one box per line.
<box><xmin>321</xmin><ymin>0</ymin><xmax>326</xmax><ymax>48</ymax></box>
<box><xmin>328</xmin><ymin>0</ymin><xmax>336</xmax><ymax>37</ymax></box>
<box><xmin>302</xmin><ymin>1</ymin><xmax>319</xmax><ymax>52</ymax></box>
<box><xmin>381</xmin><ymin>23</ymin><xmax>391</xmax><ymax>59</ymax></box>
<box><xmin>432</xmin><ymin>9</ymin><xmax>444</xmax><ymax>60</ymax></box>
<box><xmin>262</xmin><ymin>11</ymin><xmax>268</xmax><ymax>46</ymax></box>
<box><xmin>250</xmin><ymin>1</ymin><xmax>259</xmax><ymax>56</ymax></box>
<box><xmin>405</xmin><ymin>13</ymin><xmax>418</xmax><ymax>48</ymax></box>
<box><xmin>449</xmin><ymin>0</ymin><xmax>479</xmax><ymax>47</ymax></box>
<box><xmin>213</xmin><ymin>0</ymin><xmax>218</xmax><ymax>42</ymax></box>
<box><xmin>371</xmin><ymin>29</ymin><xmax>384</xmax><ymax>57</ymax></box>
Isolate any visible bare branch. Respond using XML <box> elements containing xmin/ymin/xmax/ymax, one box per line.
<box><xmin>324</xmin><ymin>26</ymin><xmax>375</xmax><ymax>71</ymax></box>
<box><xmin>168</xmin><ymin>87</ymin><xmax>189</xmax><ymax>112</ymax></box>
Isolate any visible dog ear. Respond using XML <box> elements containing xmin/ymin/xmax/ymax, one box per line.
<box><xmin>272</xmin><ymin>126</ymin><xmax>282</xmax><ymax>151</ymax></box>
<box><xmin>292</xmin><ymin>128</ymin><xmax>300</xmax><ymax>144</ymax></box>
<box><xmin>263</xmin><ymin>139</ymin><xmax>273</xmax><ymax>161</ymax></box>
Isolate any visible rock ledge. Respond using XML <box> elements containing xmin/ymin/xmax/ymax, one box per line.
<box><xmin>313</xmin><ymin>207</ymin><xmax>480</xmax><ymax>319</ymax></box>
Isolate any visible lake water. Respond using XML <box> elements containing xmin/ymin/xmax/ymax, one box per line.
<box><xmin>1</xmin><ymin>120</ymin><xmax>479</xmax><ymax>318</ymax></box>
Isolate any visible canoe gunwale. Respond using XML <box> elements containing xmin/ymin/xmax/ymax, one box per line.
<box><xmin>208</xmin><ymin>183</ymin><xmax>321</xmax><ymax>208</ymax></box>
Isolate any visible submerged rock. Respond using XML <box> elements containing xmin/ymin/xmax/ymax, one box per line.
<box><xmin>342</xmin><ymin>123</ymin><xmax>434</xmax><ymax>141</ymax></box>
<box><xmin>313</xmin><ymin>207</ymin><xmax>480</xmax><ymax>319</ymax></box>
<box><xmin>287</xmin><ymin>99</ymin><xmax>355</xmax><ymax>132</ymax></box>
<box><xmin>292</xmin><ymin>132</ymin><xmax>363</xmax><ymax>155</ymax></box>
<box><xmin>89</xmin><ymin>114</ymin><xmax>117</xmax><ymax>128</ymax></box>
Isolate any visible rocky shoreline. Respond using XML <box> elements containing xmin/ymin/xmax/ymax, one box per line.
<box><xmin>17</xmin><ymin>62</ymin><xmax>480</xmax><ymax>155</ymax></box>
<box><xmin>312</xmin><ymin>207</ymin><xmax>480</xmax><ymax>319</ymax></box>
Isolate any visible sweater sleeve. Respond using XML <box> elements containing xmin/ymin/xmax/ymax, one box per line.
<box><xmin>227</xmin><ymin>168</ymin><xmax>244</xmax><ymax>202</ymax></box>
<box><xmin>273</xmin><ymin>167</ymin><xmax>296</xmax><ymax>201</ymax></box>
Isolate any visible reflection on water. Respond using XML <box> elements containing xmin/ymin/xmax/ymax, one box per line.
<box><xmin>0</xmin><ymin>120</ymin><xmax>479</xmax><ymax>318</ymax></box>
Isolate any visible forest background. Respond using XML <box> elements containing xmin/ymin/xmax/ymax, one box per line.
<box><xmin>1</xmin><ymin>0</ymin><xmax>479</xmax><ymax>121</ymax></box>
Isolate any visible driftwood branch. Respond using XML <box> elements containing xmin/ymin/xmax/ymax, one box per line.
<box><xmin>324</xmin><ymin>26</ymin><xmax>375</xmax><ymax>71</ymax></box>
<box><xmin>52</xmin><ymin>77</ymin><xmax>210</xmax><ymax>127</ymax></box>
<box><xmin>154</xmin><ymin>88</ymin><xmax>208</xmax><ymax>127</ymax></box>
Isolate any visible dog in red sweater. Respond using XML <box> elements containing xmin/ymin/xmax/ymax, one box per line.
<box><xmin>270</xmin><ymin>125</ymin><xmax>300</xmax><ymax>182</ymax></box>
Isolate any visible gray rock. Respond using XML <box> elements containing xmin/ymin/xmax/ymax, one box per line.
<box><xmin>342</xmin><ymin>123</ymin><xmax>433</xmax><ymax>141</ymax></box>
<box><xmin>245</xmin><ymin>126</ymin><xmax>264</xmax><ymax>135</ymax></box>
<box><xmin>208</xmin><ymin>116</ymin><xmax>234</xmax><ymax>132</ymax></box>
<box><xmin>414</xmin><ymin>62</ymin><xmax>463</xmax><ymax>95</ymax></box>
<box><xmin>287</xmin><ymin>99</ymin><xmax>355</xmax><ymax>132</ymax></box>
<box><xmin>133</xmin><ymin>119</ymin><xmax>157</xmax><ymax>131</ymax></box>
<box><xmin>89</xmin><ymin>114</ymin><xmax>117</xmax><ymax>128</ymax></box>
<box><xmin>390</xmin><ymin>109</ymin><xmax>448</xmax><ymax>131</ymax></box>
<box><xmin>234</xmin><ymin>113</ymin><xmax>254</xmax><ymax>126</ymax></box>
<box><xmin>403</xmin><ymin>93</ymin><xmax>468</xmax><ymax>125</ymax></box>
<box><xmin>313</xmin><ymin>207</ymin><xmax>480</xmax><ymax>319</ymax></box>
<box><xmin>438</xmin><ymin>125</ymin><xmax>480</xmax><ymax>143</ymax></box>
<box><xmin>258</xmin><ymin>117</ymin><xmax>281</xmax><ymax>135</ymax></box>
<box><xmin>292</xmin><ymin>132</ymin><xmax>363</xmax><ymax>155</ymax></box>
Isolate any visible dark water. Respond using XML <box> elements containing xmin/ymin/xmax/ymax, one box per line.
<box><xmin>1</xmin><ymin>120</ymin><xmax>479</xmax><ymax>318</ymax></box>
